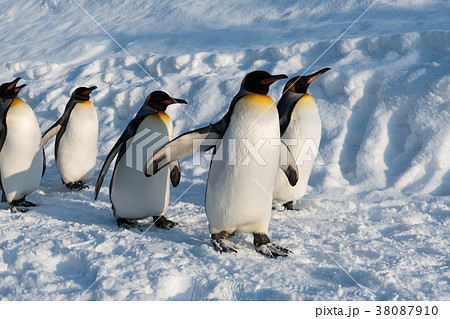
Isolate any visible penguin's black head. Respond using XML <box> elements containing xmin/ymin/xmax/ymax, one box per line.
<box><xmin>145</xmin><ymin>91</ymin><xmax>188</xmax><ymax>112</ymax></box>
<box><xmin>241</xmin><ymin>71</ymin><xmax>288</xmax><ymax>95</ymax></box>
<box><xmin>72</xmin><ymin>86</ymin><xmax>97</xmax><ymax>101</ymax></box>
<box><xmin>0</xmin><ymin>77</ymin><xmax>26</xmax><ymax>100</ymax></box>
<box><xmin>285</xmin><ymin>68</ymin><xmax>331</xmax><ymax>94</ymax></box>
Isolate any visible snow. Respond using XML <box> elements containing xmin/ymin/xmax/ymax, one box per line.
<box><xmin>0</xmin><ymin>0</ymin><xmax>449</xmax><ymax>300</ymax></box>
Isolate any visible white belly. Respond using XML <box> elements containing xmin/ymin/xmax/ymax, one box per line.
<box><xmin>57</xmin><ymin>102</ymin><xmax>98</xmax><ymax>183</ymax></box>
<box><xmin>206</xmin><ymin>94</ymin><xmax>280</xmax><ymax>234</ymax></box>
<box><xmin>273</xmin><ymin>94</ymin><xmax>321</xmax><ymax>204</ymax></box>
<box><xmin>0</xmin><ymin>99</ymin><xmax>43</xmax><ymax>202</ymax></box>
<box><xmin>111</xmin><ymin>113</ymin><xmax>173</xmax><ymax>219</ymax></box>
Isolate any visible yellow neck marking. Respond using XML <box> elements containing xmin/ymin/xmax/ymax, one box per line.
<box><xmin>240</xmin><ymin>93</ymin><xmax>274</xmax><ymax>109</ymax></box>
<box><xmin>76</xmin><ymin>101</ymin><xmax>94</xmax><ymax>108</ymax></box>
<box><xmin>148</xmin><ymin>111</ymin><xmax>171</xmax><ymax>123</ymax></box>
<box><xmin>10</xmin><ymin>98</ymin><xmax>27</xmax><ymax>108</ymax></box>
<box><xmin>296</xmin><ymin>93</ymin><xmax>317</xmax><ymax>109</ymax></box>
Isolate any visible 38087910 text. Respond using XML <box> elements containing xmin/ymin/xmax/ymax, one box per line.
<box><xmin>315</xmin><ymin>305</ymin><xmax>439</xmax><ymax>318</ymax></box>
<box><xmin>375</xmin><ymin>305</ymin><xmax>438</xmax><ymax>316</ymax></box>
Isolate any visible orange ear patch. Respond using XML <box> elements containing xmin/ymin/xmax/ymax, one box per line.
<box><xmin>145</xmin><ymin>93</ymin><xmax>152</xmax><ymax>105</ymax></box>
<box><xmin>286</xmin><ymin>81</ymin><xmax>296</xmax><ymax>93</ymax></box>
<box><xmin>241</xmin><ymin>76</ymin><xmax>247</xmax><ymax>87</ymax></box>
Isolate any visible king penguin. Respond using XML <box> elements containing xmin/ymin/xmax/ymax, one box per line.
<box><xmin>0</xmin><ymin>77</ymin><xmax>45</xmax><ymax>212</ymax></box>
<box><xmin>94</xmin><ymin>91</ymin><xmax>187</xmax><ymax>230</ymax></box>
<box><xmin>273</xmin><ymin>68</ymin><xmax>330</xmax><ymax>210</ymax></box>
<box><xmin>144</xmin><ymin>71</ymin><xmax>299</xmax><ymax>258</ymax></box>
<box><xmin>42</xmin><ymin>86</ymin><xmax>98</xmax><ymax>191</ymax></box>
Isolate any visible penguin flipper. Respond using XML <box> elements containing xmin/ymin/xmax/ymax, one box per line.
<box><xmin>94</xmin><ymin>138</ymin><xmax>124</xmax><ymax>200</ymax></box>
<box><xmin>0</xmin><ymin>171</ymin><xmax>5</xmax><ymax>203</ymax></box>
<box><xmin>42</xmin><ymin>123</ymin><xmax>62</xmax><ymax>146</ymax></box>
<box><xmin>279</xmin><ymin>141</ymin><xmax>299</xmax><ymax>186</ymax></box>
<box><xmin>170</xmin><ymin>160</ymin><xmax>181</xmax><ymax>187</ymax></box>
<box><xmin>0</xmin><ymin>111</ymin><xmax>7</xmax><ymax>152</ymax></box>
<box><xmin>95</xmin><ymin>115</ymin><xmax>148</xmax><ymax>199</ymax></box>
<box><xmin>41</xmin><ymin>147</ymin><xmax>46</xmax><ymax>177</ymax></box>
<box><xmin>145</xmin><ymin>124</ymin><xmax>221</xmax><ymax>177</ymax></box>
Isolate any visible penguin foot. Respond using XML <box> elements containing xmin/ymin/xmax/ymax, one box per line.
<box><xmin>283</xmin><ymin>201</ymin><xmax>294</xmax><ymax>210</ymax></box>
<box><xmin>211</xmin><ymin>232</ymin><xmax>238</xmax><ymax>254</ymax></box>
<box><xmin>253</xmin><ymin>233</ymin><xmax>292</xmax><ymax>258</ymax></box>
<box><xmin>211</xmin><ymin>239</ymin><xmax>238</xmax><ymax>254</ymax></box>
<box><xmin>18</xmin><ymin>200</ymin><xmax>37</xmax><ymax>207</ymax></box>
<box><xmin>10</xmin><ymin>198</ymin><xmax>37</xmax><ymax>208</ymax></box>
<box><xmin>65</xmin><ymin>181</ymin><xmax>89</xmax><ymax>191</ymax></box>
<box><xmin>10</xmin><ymin>205</ymin><xmax>29</xmax><ymax>213</ymax></box>
<box><xmin>116</xmin><ymin>218</ymin><xmax>143</xmax><ymax>231</ymax></box>
<box><xmin>153</xmin><ymin>216</ymin><xmax>181</xmax><ymax>229</ymax></box>
<box><xmin>255</xmin><ymin>243</ymin><xmax>293</xmax><ymax>258</ymax></box>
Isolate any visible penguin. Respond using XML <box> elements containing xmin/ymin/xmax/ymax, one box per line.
<box><xmin>0</xmin><ymin>77</ymin><xmax>45</xmax><ymax>212</ymax></box>
<box><xmin>94</xmin><ymin>91</ymin><xmax>187</xmax><ymax>230</ymax></box>
<box><xmin>273</xmin><ymin>68</ymin><xmax>330</xmax><ymax>210</ymax></box>
<box><xmin>144</xmin><ymin>71</ymin><xmax>299</xmax><ymax>258</ymax></box>
<box><xmin>42</xmin><ymin>86</ymin><xmax>98</xmax><ymax>191</ymax></box>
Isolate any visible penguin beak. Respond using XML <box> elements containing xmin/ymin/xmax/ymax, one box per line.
<box><xmin>163</xmin><ymin>98</ymin><xmax>188</xmax><ymax>105</ymax></box>
<box><xmin>83</xmin><ymin>86</ymin><xmax>97</xmax><ymax>95</ymax></box>
<box><xmin>14</xmin><ymin>84</ymin><xmax>26</xmax><ymax>94</ymax></box>
<box><xmin>306</xmin><ymin>68</ymin><xmax>331</xmax><ymax>84</ymax></box>
<box><xmin>7</xmin><ymin>77</ymin><xmax>21</xmax><ymax>90</ymax></box>
<box><xmin>260</xmin><ymin>74</ymin><xmax>288</xmax><ymax>85</ymax></box>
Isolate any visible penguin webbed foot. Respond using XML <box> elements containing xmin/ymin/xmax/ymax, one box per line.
<box><xmin>10</xmin><ymin>205</ymin><xmax>29</xmax><ymax>213</ymax></box>
<box><xmin>153</xmin><ymin>215</ymin><xmax>182</xmax><ymax>230</ymax></box>
<box><xmin>116</xmin><ymin>218</ymin><xmax>143</xmax><ymax>232</ymax></box>
<box><xmin>65</xmin><ymin>181</ymin><xmax>89</xmax><ymax>191</ymax></box>
<box><xmin>18</xmin><ymin>200</ymin><xmax>37</xmax><ymax>207</ymax></box>
<box><xmin>283</xmin><ymin>201</ymin><xmax>294</xmax><ymax>210</ymax></box>
<box><xmin>211</xmin><ymin>231</ymin><xmax>238</xmax><ymax>254</ymax></box>
<box><xmin>253</xmin><ymin>233</ymin><xmax>292</xmax><ymax>258</ymax></box>
<box><xmin>9</xmin><ymin>198</ymin><xmax>37</xmax><ymax>213</ymax></box>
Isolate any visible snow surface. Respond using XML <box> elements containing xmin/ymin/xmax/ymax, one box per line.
<box><xmin>0</xmin><ymin>0</ymin><xmax>449</xmax><ymax>300</ymax></box>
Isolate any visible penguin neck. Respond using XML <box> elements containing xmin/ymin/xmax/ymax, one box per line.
<box><xmin>0</xmin><ymin>98</ymin><xmax>13</xmax><ymax>108</ymax></box>
<box><xmin>0</xmin><ymin>98</ymin><xmax>13</xmax><ymax>118</ymax></box>
<box><xmin>230</xmin><ymin>86</ymin><xmax>254</xmax><ymax>107</ymax></box>
<box><xmin>217</xmin><ymin>86</ymin><xmax>252</xmax><ymax>129</ymax></box>
<box><xmin>278</xmin><ymin>90</ymin><xmax>305</xmax><ymax>136</ymax></box>
<box><xmin>135</xmin><ymin>103</ymin><xmax>158</xmax><ymax>119</ymax></box>
<box><xmin>228</xmin><ymin>87</ymin><xmax>262</xmax><ymax>116</ymax></box>
<box><xmin>10</xmin><ymin>97</ymin><xmax>27</xmax><ymax>109</ymax></box>
<box><xmin>278</xmin><ymin>89</ymin><xmax>303</xmax><ymax>119</ymax></box>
